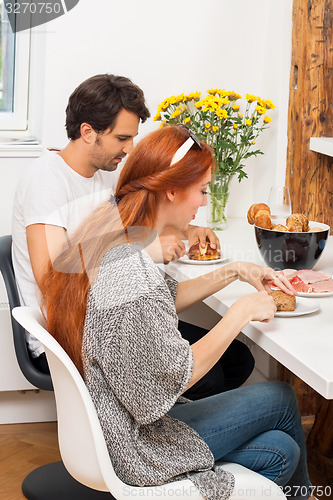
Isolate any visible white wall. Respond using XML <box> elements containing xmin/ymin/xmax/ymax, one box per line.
<box><xmin>0</xmin><ymin>0</ymin><xmax>293</xmax><ymax>235</ymax></box>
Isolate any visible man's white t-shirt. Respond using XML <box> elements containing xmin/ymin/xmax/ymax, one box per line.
<box><xmin>12</xmin><ymin>151</ymin><xmax>118</xmax><ymax>357</ymax></box>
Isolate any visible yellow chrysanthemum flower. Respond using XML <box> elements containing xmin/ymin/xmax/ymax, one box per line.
<box><xmin>184</xmin><ymin>117</ymin><xmax>191</xmax><ymax>124</ymax></box>
<box><xmin>195</xmin><ymin>101</ymin><xmax>203</xmax><ymax>109</ymax></box>
<box><xmin>233</xmin><ymin>104</ymin><xmax>240</xmax><ymax>111</ymax></box>
<box><xmin>204</xmin><ymin>104</ymin><xmax>217</xmax><ymax>112</ymax></box>
<box><xmin>252</xmin><ymin>140</ymin><xmax>256</xmax><ymax>144</ymax></box>
<box><xmin>169</xmin><ymin>95</ymin><xmax>178</xmax><ymax>105</ymax></box>
<box><xmin>153</xmin><ymin>112</ymin><xmax>161</xmax><ymax>122</ymax></box>
<box><xmin>245</xmin><ymin>94</ymin><xmax>259</xmax><ymax>103</ymax></box>
<box><xmin>207</xmin><ymin>88</ymin><xmax>219</xmax><ymax>95</ymax></box>
<box><xmin>212</xmin><ymin>126</ymin><xmax>219</xmax><ymax>132</ymax></box>
<box><xmin>233</xmin><ymin>123</ymin><xmax>238</xmax><ymax>130</ymax></box>
<box><xmin>159</xmin><ymin>121</ymin><xmax>166</xmax><ymax>128</ymax></box>
<box><xmin>215</xmin><ymin>108</ymin><xmax>228</xmax><ymax>119</ymax></box>
<box><xmin>227</xmin><ymin>91</ymin><xmax>242</xmax><ymax>101</ymax></box>
<box><xmin>205</xmin><ymin>123</ymin><xmax>211</xmax><ymax>129</ymax></box>
<box><xmin>261</xmin><ymin>99</ymin><xmax>275</xmax><ymax>110</ymax></box>
<box><xmin>255</xmin><ymin>105</ymin><xmax>266</xmax><ymax>115</ymax></box>
<box><xmin>170</xmin><ymin>108</ymin><xmax>181</xmax><ymax>119</ymax></box>
<box><xmin>246</xmin><ymin>119</ymin><xmax>252</xmax><ymax>126</ymax></box>
<box><xmin>264</xmin><ymin>115</ymin><xmax>272</xmax><ymax>123</ymax></box>
<box><xmin>238</xmin><ymin>113</ymin><xmax>243</xmax><ymax>118</ymax></box>
<box><xmin>176</xmin><ymin>93</ymin><xmax>185</xmax><ymax>103</ymax></box>
<box><xmin>215</xmin><ymin>89</ymin><xmax>230</xmax><ymax>99</ymax></box>
<box><xmin>184</xmin><ymin>91</ymin><xmax>201</xmax><ymax>101</ymax></box>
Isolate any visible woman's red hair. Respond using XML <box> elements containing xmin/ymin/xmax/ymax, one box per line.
<box><xmin>40</xmin><ymin>125</ymin><xmax>214</xmax><ymax>375</ymax></box>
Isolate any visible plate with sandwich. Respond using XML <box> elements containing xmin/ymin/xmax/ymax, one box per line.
<box><xmin>178</xmin><ymin>241</ymin><xmax>228</xmax><ymax>265</ymax></box>
<box><xmin>269</xmin><ymin>290</ymin><xmax>320</xmax><ymax>317</ymax></box>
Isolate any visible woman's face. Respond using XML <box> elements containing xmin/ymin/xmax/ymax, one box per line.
<box><xmin>168</xmin><ymin>169</ymin><xmax>212</xmax><ymax>231</ymax></box>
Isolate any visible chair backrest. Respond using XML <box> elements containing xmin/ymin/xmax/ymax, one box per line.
<box><xmin>12</xmin><ymin>305</ymin><xmax>125</xmax><ymax>494</ymax></box>
<box><xmin>0</xmin><ymin>235</ymin><xmax>53</xmax><ymax>390</ymax></box>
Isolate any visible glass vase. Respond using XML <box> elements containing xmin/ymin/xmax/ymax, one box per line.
<box><xmin>207</xmin><ymin>173</ymin><xmax>232</xmax><ymax>230</ymax></box>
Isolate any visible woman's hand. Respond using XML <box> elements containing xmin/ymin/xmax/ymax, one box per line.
<box><xmin>231</xmin><ymin>291</ymin><xmax>277</xmax><ymax>323</ymax></box>
<box><xmin>236</xmin><ymin>262</ymin><xmax>296</xmax><ymax>296</ymax></box>
<box><xmin>187</xmin><ymin>225</ymin><xmax>220</xmax><ymax>251</ymax></box>
<box><xmin>146</xmin><ymin>234</ymin><xmax>186</xmax><ymax>263</ymax></box>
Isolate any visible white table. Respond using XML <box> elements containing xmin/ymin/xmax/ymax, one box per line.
<box><xmin>162</xmin><ymin>218</ymin><xmax>333</xmax><ymax>399</ymax></box>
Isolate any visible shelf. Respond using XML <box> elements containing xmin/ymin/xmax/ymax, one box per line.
<box><xmin>309</xmin><ymin>137</ymin><xmax>333</xmax><ymax>157</ymax></box>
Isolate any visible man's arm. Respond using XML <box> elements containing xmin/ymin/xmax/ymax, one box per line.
<box><xmin>26</xmin><ymin>224</ymin><xmax>68</xmax><ymax>288</ymax></box>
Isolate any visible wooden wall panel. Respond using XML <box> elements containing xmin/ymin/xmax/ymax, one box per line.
<box><xmin>286</xmin><ymin>0</ymin><xmax>333</xmax><ymax>232</ymax></box>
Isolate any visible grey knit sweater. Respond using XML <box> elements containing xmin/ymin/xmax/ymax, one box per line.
<box><xmin>83</xmin><ymin>243</ymin><xmax>234</xmax><ymax>499</ymax></box>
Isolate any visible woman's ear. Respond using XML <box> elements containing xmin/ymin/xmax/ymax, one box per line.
<box><xmin>166</xmin><ymin>190</ymin><xmax>176</xmax><ymax>203</ymax></box>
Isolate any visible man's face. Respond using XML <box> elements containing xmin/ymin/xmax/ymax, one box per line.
<box><xmin>89</xmin><ymin>108</ymin><xmax>140</xmax><ymax>172</ymax></box>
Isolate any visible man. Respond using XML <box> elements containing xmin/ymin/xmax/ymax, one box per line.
<box><xmin>12</xmin><ymin>73</ymin><xmax>254</xmax><ymax>396</ymax></box>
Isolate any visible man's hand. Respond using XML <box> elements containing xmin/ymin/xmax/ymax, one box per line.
<box><xmin>187</xmin><ymin>225</ymin><xmax>220</xmax><ymax>250</ymax></box>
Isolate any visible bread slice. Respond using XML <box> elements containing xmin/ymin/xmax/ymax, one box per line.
<box><xmin>269</xmin><ymin>290</ymin><xmax>296</xmax><ymax>311</ymax></box>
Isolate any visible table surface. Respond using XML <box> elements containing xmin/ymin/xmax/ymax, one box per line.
<box><xmin>162</xmin><ymin>218</ymin><xmax>333</xmax><ymax>399</ymax></box>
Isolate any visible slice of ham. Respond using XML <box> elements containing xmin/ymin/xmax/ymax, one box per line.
<box><xmin>272</xmin><ymin>269</ymin><xmax>333</xmax><ymax>294</ymax></box>
<box><xmin>295</xmin><ymin>269</ymin><xmax>331</xmax><ymax>284</ymax></box>
<box><xmin>310</xmin><ymin>279</ymin><xmax>333</xmax><ymax>293</ymax></box>
<box><xmin>281</xmin><ymin>269</ymin><xmax>300</xmax><ymax>280</ymax></box>
<box><xmin>288</xmin><ymin>276</ymin><xmax>311</xmax><ymax>293</ymax></box>
<box><xmin>281</xmin><ymin>269</ymin><xmax>331</xmax><ymax>284</ymax></box>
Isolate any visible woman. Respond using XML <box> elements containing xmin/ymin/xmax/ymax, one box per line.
<box><xmin>41</xmin><ymin>125</ymin><xmax>315</xmax><ymax>500</ymax></box>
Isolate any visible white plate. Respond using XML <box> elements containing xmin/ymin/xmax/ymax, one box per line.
<box><xmin>275</xmin><ymin>298</ymin><xmax>320</xmax><ymax>317</ymax></box>
<box><xmin>178</xmin><ymin>255</ymin><xmax>228</xmax><ymax>265</ymax></box>
<box><xmin>297</xmin><ymin>290</ymin><xmax>333</xmax><ymax>298</ymax></box>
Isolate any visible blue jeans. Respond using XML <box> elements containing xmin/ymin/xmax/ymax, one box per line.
<box><xmin>168</xmin><ymin>382</ymin><xmax>312</xmax><ymax>499</ymax></box>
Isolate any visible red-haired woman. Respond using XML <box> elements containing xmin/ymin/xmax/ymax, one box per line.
<box><xmin>40</xmin><ymin>126</ymin><xmax>314</xmax><ymax>500</ymax></box>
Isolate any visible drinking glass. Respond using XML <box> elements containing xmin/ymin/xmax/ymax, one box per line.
<box><xmin>268</xmin><ymin>185</ymin><xmax>292</xmax><ymax>221</ymax></box>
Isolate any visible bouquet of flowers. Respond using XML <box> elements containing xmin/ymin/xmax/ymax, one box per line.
<box><xmin>154</xmin><ymin>89</ymin><xmax>275</xmax><ymax>228</ymax></box>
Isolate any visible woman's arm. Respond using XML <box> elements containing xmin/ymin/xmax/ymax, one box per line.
<box><xmin>174</xmin><ymin>261</ymin><xmax>296</xmax><ymax>313</ymax></box>
<box><xmin>185</xmin><ymin>291</ymin><xmax>276</xmax><ymax>390</ymax></box>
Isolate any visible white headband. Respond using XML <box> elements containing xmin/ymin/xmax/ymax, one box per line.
<box><xmin>170</xmin><ymin>137</ymin><xmax>195</xmax><ymax>166</ymax></box>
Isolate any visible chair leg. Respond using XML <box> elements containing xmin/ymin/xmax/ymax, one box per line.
<box><xmin>22</xmin><ymin>461</ymin><xmax>114</xmax><ymax>499</ymax></box>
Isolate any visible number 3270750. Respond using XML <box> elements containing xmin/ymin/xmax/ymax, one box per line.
<box><xmin>5</xmin><ymin>3</ymin><xmax>62</xmax><ymax>14</ymax></box>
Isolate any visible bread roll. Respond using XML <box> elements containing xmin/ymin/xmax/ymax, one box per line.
<box><xmin>247</xmin><ymin>203</ymin><xmax>270</xmax><ymax>225</ymax></box>
<box><xmin>288</xmin><ymin>222</ymin><xmax>303</xmax><ymax>232</ymax></box>
<box><xmin>286</xmin><ymin>213</ymin><xmax>309</xmax><ymax>232</ymax></box>
<box><xmin>269</xmin><ymin>290</ymin><xmax>296</xmax><ymax>311</ymax></box>
<box><xmin>254</xmin><ymin>209</ymin><xmax>272</xmax><ymax>230</ymax></box>
<box><xmin>188</xmin><ymin>242</ymin><xmax>221</xmax><ymax>261</ymax></box>
<box><xmin>272</xmin><ymin>224</ymin><xmax>288</xmax><ymax>232</ymax></box>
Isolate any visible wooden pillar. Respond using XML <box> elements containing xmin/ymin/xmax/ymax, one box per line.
<box><xmin>283</xmin><ymin>0</ymin><xmax>333</xmax><ymax>484</ymax></box>
<box><xmin>285</xmin><ymin>0</ymin><xmax>333</xmax><ymax>230</ymax></box>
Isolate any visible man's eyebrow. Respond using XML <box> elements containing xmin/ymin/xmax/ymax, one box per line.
<box><xmin>115</xmin><ymin>132</ymin><xmax>139</xmax><ymax>138</ymax></box>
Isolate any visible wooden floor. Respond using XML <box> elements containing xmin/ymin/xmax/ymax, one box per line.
<box><xmin>0</xmin><ymin>419</ymin><xmax>332</xmax><ymax>500</ymax></box>
<box><xmin>0</xmin><ymin>422</ymin><xmax>61</xmax><ymax>500</ymax></box>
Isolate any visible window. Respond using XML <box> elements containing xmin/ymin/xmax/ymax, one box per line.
<box><xmin>0</xmin><ymin>0</ymin><xmax>30</xmax><ymax>131</ymax></box>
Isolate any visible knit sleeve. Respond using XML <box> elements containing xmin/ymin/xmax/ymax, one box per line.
<box><xmin>164</xmin><ymin>276</ymin><xmax>178</xmax><ymax>301</ymax></box>
<box><xmin>97</xmin><ymin>293</ymin><xmax>193</xmax><ymax>425</ymax></box>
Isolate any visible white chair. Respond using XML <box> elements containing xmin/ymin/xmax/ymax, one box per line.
<box><xmin>12</xmin><ymin>306</ymin><xmax>287</xmax><ymax>500</ymax></box>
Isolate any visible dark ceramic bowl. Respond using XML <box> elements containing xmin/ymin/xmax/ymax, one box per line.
<box><xmin>254</xmin><ymin>220</ymin><xmax>330</xmax><ymax>270</ymax></box>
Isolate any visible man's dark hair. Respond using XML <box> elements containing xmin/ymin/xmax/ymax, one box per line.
<box><xmin>65</xmin><ymin>74</ymin><xmax>150</xmax><ymax>140</ymax></box>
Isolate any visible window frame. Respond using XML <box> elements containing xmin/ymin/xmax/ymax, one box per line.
<box><xmin>0</xmin><ymin>7</ymin><xmax>31</xmax><ymax>131</ymax></box>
